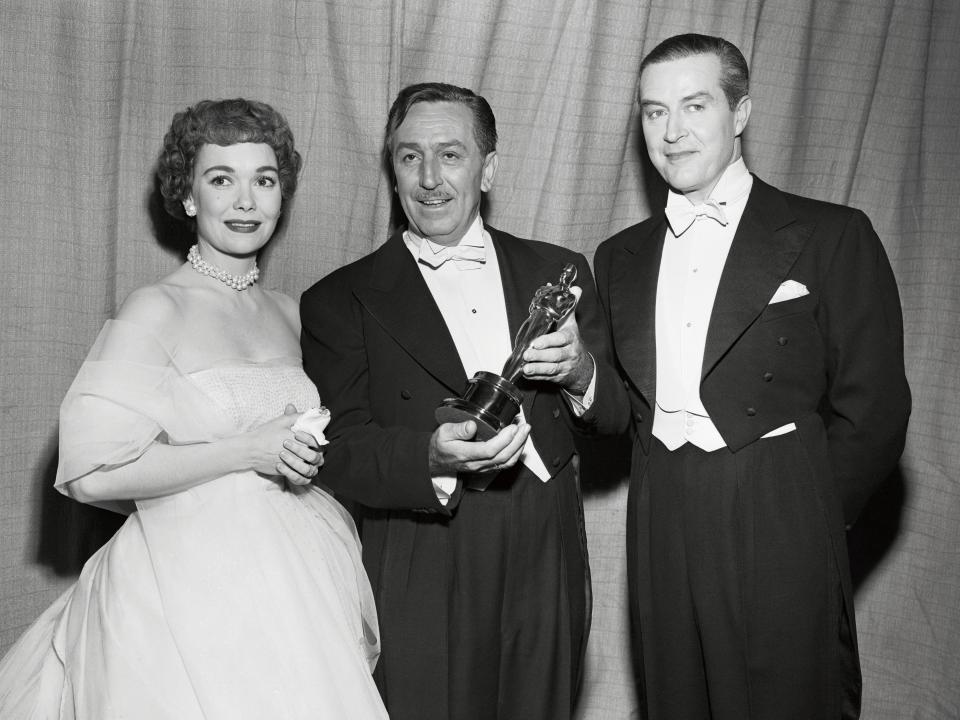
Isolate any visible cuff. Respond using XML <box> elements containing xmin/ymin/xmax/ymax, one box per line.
<box><xmin>432</xmin><ymin>474</ymin><xmax>458</xmax><ymax>506</ymax></box>
<box><xmin>563</xmin><ymin>354</ymin><xmax>597</xmax><ymax>416</ymax></box>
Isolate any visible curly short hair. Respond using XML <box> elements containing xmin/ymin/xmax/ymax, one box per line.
<box><xmin>157</xmin><ymin>98</ymin><xmax>302</xmax><ymax>221</ymax></box>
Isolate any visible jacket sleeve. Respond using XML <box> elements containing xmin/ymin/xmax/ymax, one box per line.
<box><xmin>819</xmin><ymin>209</ymin><xmax>911</xmax><ymax>525</ymax></box>
<box><xmin>573</xmin><ymin>240</ymin><xmax>633</xmax><ymax>439</ymax></box>
<box><xmin>300</xmin><ymin>274</ymin><xmax>458</xmax><ymax>514</ymax></box>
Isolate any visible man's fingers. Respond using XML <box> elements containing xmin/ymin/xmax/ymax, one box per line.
<box><xmin>438</xmin><ymin>419</ymin><xmax>479</xmax><ymax>442</ymax></box>
<box><xmin>557</xmin><ymin>286</ymin><xmax>582</xmax><ymax>331</ymax></box>
<box><xmin>490</xmin><ymin>423</ymin><xmax>530</xmax><ymax>464</ymax></box>
<box><xmin>455</xmin><ymin>420</ymin><xmax>479</xmax><ymax>441</ymax></box>
<box><xmin>529</xmin><ymin>328</ymin><xmax>571</xmax><ymax>351</ymax></box>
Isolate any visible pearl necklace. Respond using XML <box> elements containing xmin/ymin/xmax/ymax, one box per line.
<box><xmin>187</xmin><ymin>244</ymin><xmax>259</xmax><ymax>291</ymax></box>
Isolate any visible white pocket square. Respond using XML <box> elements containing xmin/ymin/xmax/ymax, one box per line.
<box><xmin>769</xmin><ymin>280</ymin><xmax>809</xmax><ymax>304</ymax></box>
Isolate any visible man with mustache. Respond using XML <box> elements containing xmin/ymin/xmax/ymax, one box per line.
<box><xmin>300</xmin><ymin>82</ymin><xmax>613</xmax><ymax>720</ymax></box>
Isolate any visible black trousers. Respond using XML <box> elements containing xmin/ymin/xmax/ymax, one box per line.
<box><xmin>375</xmin><ymin>459</ymin><xmax>590</xmax><ymax>720</ymax></box>
<box><xmin>628</xmin><ymin>434</ymin><xmax>856</xmax><ymax>720</ymax></box>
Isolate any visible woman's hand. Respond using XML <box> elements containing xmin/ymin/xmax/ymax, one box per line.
<box><xmin>247</xmin><ymin>405</ymin><xmax>324</xmax><ymax>484</ymax></box>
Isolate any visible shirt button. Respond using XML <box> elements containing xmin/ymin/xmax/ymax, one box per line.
<box><xmin>777</xmin><ymin>336</ymin><xmax>788</xmax><ymax>346</ymax></box>
<box><xmin>763</xmin><ymin>372</ymin><xmax>774</xmax><ymax>382</ymax></box>
<box><xmin>552</xmin><ymin>407</ymin><xmax>561</xmax><ymax>419</ymax></box>
<box><xmin>746</xmin><ymin>407</ymin><xmax>757</xmax><ymax>417</ymax></box>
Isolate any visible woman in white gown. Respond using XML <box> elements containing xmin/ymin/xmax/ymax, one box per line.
<box><xmin>0</xmin><ymin>99</ymin><xmax>388</xmax><ymax>719</ymax></box>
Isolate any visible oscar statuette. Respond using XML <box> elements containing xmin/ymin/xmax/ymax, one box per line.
<box><xmin>434</xmin><ymin>263</ymin><xmax>579</xmax><ymax>440</ymax></box>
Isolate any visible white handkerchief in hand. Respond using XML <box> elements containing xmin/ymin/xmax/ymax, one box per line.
<box><xmin>769</xmin><ymin>279</ymin><xmax>809</xmax><ymax>304</ymax></box>
<box><xmin>292</xmin><ymin>407</ymin><xmax>331</xmax><ymax>446</ymax></box>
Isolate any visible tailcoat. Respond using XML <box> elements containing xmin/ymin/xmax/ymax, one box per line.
<box><xmin>301</xmin><ymin>226</ymin><xmax>611</xmax><ymax>720</ymax></box>
<box><xmin>581</xmin><ymin>176</ymin><xmax>911</xmax><ymax>718</ymax></box>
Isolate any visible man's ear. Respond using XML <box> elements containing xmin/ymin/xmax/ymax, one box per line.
<box><xmin>480</xmin><ymin>151</ymin><xmax>499</xmax><ymax>192</ymax></box>
<box><xmin>734</xmin><ymin>95</ymin><xmax>752</xmax><ymax>137</ymax></box>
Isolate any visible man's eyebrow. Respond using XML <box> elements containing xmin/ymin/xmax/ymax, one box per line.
<box><xmin>640</xmin><ymin>90</ymin><xmax>715</xmax><ymax>107</ymax></box>
<box><xmin>394</xmin><ymin>139</ymin><xmax>468</xmax><ymax>152</ymax></box>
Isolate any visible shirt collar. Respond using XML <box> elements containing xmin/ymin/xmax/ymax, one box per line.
<box><xmin>665</xmin><ymin>157</ymin><xmax>753</xmax><ymax>212</ymax></box>
<box><xmin>403</xmin><ymin>215</ymin><xmax>488</xmax><ymax>263</ymax></box>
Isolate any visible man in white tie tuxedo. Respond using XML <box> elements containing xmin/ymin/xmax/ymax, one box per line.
<box><xmin>299</xmin><ymin>83</ymin><xmax>615</xmax><ymax>720</ymax></box>
<box><xmin>575</xmin><ymin>33</ymin><xmax>912</xmax><ymax>720</ymax></box>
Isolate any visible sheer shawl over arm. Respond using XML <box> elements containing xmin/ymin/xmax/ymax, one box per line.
<box><xmin>55</xmin><ymin>319</ymin><xmax>226</xmax><ymax>507</ymax></box>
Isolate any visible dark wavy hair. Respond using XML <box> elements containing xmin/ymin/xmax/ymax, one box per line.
<box><xmin>157</xmin><ymin>98</ymin><xmax>302</xmax><ymax>222</ymax></box>
<box><xmin>383</xmin><ymin>83</ymin><xmax>497</xmax><ymax>168</ymax></box>
<box><xmin>639</xmin><ymin>33</ymin><xmax>750</xmax><ymax>109</ymax></box>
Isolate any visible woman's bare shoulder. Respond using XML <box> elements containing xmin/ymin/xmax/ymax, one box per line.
<box><xmin>261</xmin><ymin>287</ymin><xmax>300</xmax><ymax>329</ymax></box>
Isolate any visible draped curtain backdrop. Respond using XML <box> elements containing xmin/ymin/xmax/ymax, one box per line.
<box><xmin>1</xmin><ymin>0</ymin><xmax>958</xmax><ymax>717</ymax></box>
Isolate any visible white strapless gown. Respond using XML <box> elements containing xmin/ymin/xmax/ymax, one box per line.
<box><xmin>0</xmin><ymin>320</ymin><xmax>387</xmax><ymax>719</ymax></box>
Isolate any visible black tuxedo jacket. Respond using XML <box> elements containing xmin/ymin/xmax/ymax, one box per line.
<box><xmin>300</xmin><ymin>225</ymin><xmax>611</xmax><ymax>717</ymax></box>
<box><xmin>588</xmin><ymin>175</ymin><xmax>910</xmax><ymax>521</ymax></box>
<box><xmin>583</xmin><ymin>175</ymin><xmax>911</xmax><ymax>670</ymax></box>
<box><xmin>300</xmin><ymin>225</ymin><xmax>610</xmax><ymax>512</ymax></box>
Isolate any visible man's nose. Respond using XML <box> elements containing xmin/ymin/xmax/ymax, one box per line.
<box><xmin>664</xmin><ymin>113</ymin><xmax>686</xmax><ymax>143</ymax></box>
<box><xmin>420</xmin><ymin>156</ymin><xmax>441</xmax><ymax>189</ymax></box>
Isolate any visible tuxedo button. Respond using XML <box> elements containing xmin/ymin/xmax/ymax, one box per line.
<box><xmin>746</xmin><ymin>407</ymin><xmax>757</xmax><ymax>417</ymax></box>
<box><xmin>552</xmin><ymin>456</ymin><xmax>562</xmax><ymax>467</ymax></box>
<box><xmin>400</xmin><ymin>389</ymin><xmax>412</xmax><ymax>399</ymax></box>
<box><xmin>553</xmin><ymin>407</ymin><xmax>561</xmax><ymax>419</ymax></box>
<box><xmin>777</xmin><ymin>336</ymin><xmax>788</xmax><ymax>346</ymax></box>
<box><xmin>763</xmin><ymin>372</ymin><xmax>774</xmax><ymax>382</ymax></box>
<box><xmin>635</xmin><ymin>413</ymin><xmax>644</xmax><ymax>423</ymax></box>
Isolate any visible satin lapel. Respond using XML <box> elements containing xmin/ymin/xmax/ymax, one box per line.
<box><xmin>354</xmin><ymin>233</ymin><xmax>467</xmax><ymax>394</ymax></box>
<box><xmin>491</xmin><ymin>230</ymin><xmax>565</xmax><ymax>420</ymax></box>
<box><xmin>609</xmin><ymin>220</ymin><xmax>664</xmax><ymax>405</ymax></box>
<box><xmin>702</xmin><ymin>179</ymin><xmax>812</xmax><ymax>379</ymax></box>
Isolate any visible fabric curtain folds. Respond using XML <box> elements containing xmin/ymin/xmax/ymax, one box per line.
<box><xmin>1</xmin><ymin>1</ymin><xmax>958</xmax><ymax>717</ymax></box>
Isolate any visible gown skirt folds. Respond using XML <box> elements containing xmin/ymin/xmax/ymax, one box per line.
<box><xmin>0</xmin><ymin>319</ymin><xmax>388</xmax><ymax>719</ymax></box>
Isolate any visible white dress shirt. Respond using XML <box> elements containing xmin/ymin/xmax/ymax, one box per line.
<box><xmin>654</xmin><ymin>158</ymin><xmax>795</xmax><ymax>451</ymax></box>
<box><xmin>404</xmin><ymin>216</ymin><xmax>551</xmax><ymax>502</ymax></box>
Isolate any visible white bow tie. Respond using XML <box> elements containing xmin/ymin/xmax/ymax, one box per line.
<box><xmin>417</xmin><ymin>241</ymin><xmax>486</xmax><ymax>270</ymax></box>
<box><xmin>665</xmin><ymin>199</ymin><xmax>729</xmax><ymax>236</ymax></box>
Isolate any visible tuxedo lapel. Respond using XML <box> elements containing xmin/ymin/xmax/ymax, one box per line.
<box><xmin>355</xmin><ymin>233</ymin><xmax>467</xmax><ymax>394</ymax></box>
<box><xmin>608</xmin><ymin>219</ymin><xmax>664</xmax><ymax>405</ymax></box>
<box><xmin>702</xmin><ymin>178</ymin><xmax>812</xmax><ymax>379</ymax></box>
